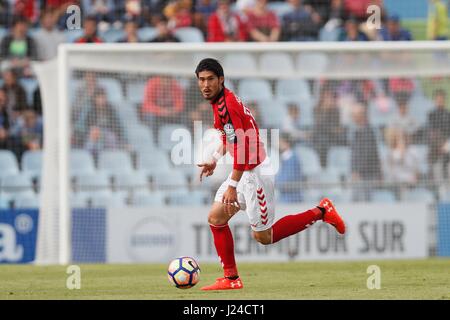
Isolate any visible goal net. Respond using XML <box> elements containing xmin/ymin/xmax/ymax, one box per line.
<box><xmin>34</xmin><ymin>42</ymin><xmax>450</xmax><ymax>264</ymax></box>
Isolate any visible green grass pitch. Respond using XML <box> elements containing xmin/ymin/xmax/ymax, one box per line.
<box><xmin>1</xmin><ymin>259</ymin><xmax>449</xmax><ymax>300</ymax></box>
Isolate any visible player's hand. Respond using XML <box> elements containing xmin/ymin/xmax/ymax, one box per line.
<box><xmin>222</xmin><ymin>187</ymin><xmax>240</xmax><ymax>216</ymax></box>
<box><xmin>198</xmin><ymin>161</ymin><xmax>217</xmax><ymax>182</ymax></box>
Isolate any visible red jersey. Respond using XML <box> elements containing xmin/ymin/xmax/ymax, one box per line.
<box><xmin>211</xmin><ymin>87</ymin><xmax>266</xmax><ymax>171</ymax></box>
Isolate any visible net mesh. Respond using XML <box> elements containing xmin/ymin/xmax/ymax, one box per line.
<box><xmin>35</xmin><ymin>44</ymin><xmax>450</xmax><ymax>263</ymax></box>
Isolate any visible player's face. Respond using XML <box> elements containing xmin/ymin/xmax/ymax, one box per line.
<box><xmin>198</xmin><ymin>70</ymin><xmax>223</xmax><ymax>101</ymax></box>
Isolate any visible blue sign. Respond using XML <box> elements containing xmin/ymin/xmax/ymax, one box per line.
<box><xmin>0</xmin><ymin>209</ymin><xmax>39</xmax><ymax>263</ymax></box>
<box><xmin>437</xmin><ymin>203</ymin><xmax>450</xmax><ymax>257</ymax></box>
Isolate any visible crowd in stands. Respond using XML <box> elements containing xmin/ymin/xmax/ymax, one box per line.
<box><xmin>0</xmin><ymin>0</ymin><xmax>449</xmax><ymax>207</ymax></box>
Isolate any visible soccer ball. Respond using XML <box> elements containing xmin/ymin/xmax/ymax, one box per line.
<box><xmin>167</xmin><ymin>256</ymin><xmax>201</xmax><ymax>289</ymax></box>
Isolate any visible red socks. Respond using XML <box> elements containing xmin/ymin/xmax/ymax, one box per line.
<box><xmin>209</xmin><ymin>224</ymin><xmax>238</xmax><ymax>278</ymax></box>
<box><xmin>271</xmin><ymin>208</ymin><xmax>323</xmax><ymax>244</ymax></box>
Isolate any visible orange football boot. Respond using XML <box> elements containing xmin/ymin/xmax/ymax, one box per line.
<box><xmin>201</xmin><ymin>277</ymin><xmax>244</xmax><ymax>291</ymax></box>
<box><xmin>319</xmin><ymin>198</ymin><xmax>346</xmax><ymax>234</ymax></box>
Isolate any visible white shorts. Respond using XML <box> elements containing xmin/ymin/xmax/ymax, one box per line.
<box><xmin>214</xmin><ymin>157</ymin><xmax>275</xmax><ymax>232</ymax></box>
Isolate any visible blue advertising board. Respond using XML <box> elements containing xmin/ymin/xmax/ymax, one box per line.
<box><xmin>437</xmin><ymin>203</ymin><xmax>450</xmax><ymax>256</ymax></box>
<box><xmin>0</xmin><ymin>209</ymin><xmax>39</xmax><ymax>263</ymax></box>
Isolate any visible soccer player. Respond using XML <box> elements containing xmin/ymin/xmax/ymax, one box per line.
<box><xmin>195</xmin><ymin>58</ymin><xmax>346</xmax><ymax>291</ymax></box>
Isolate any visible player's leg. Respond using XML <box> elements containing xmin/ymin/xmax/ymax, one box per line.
<box><xmin>201</xmin><ymin>180</ymin><xmax>244</xmax><ymax>291</ymax></box>
<box><xmin>253</xmin><ymin>198</ymin><xmax>346</xmax><ymax>245</ymax></box>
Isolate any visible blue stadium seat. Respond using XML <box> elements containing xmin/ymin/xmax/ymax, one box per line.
<box><xmin>326</xmin><ymin>146</ymin><xmax>351</xmax><ymax>178</ymax></box>
<box><xmin>99</xmin><ymin>28</ymin><xmax>126</xmax><ymax>42</ymax></box>
<box><xmin>370</xmin><ymin>190</ymin><xmax>397</xmax><ymax>203</ymax></box>
<box><xmin>267</xmin><ymin>1</ymin><xmax>294</xmax><ymax>18</ymax></box>
<box><xmin>297</xmin><ymin>98</ymin><xmax>314</xmax><ymax>127</ymax></box>
<box><xmin>71</xmin><ymin>192</ymin><xmax>90</xmax><ymax>208</ymax></box>
<box><xmin>90</xmin><ymin>191</ymin><xmax>128</xmax><ymax>208</ymax></box>
<box><xmin>70</xmin><ymin>149</ymin><xmax>96</xmax><ymax>175</ymax></box>
<box><xmin>131</xmin><ymin>190</ymin><xmax>166</xmax><ymax>206</ymax></box>
<box><xmin>260</xmin><ymin>52</ymin><xmax>295</xmax><ymax>74</ymax></box>
<box><xmin>137</xmin><ymin>148</ymin><xmax>172</xmax><ymax>176</ymax></box>
<box><xmin>258</xmin><ymin>99</ymin><xmax>288</xmax><ymax>128</ymax></box>
<box><xmin>224</xmin><ymin>53</ymin><xmax>258</xmax><ymax>74</ymax></box>
<box><xmin>173</xmin><ymin>27</ymin><xmax>204</xmax><ymax>42</ymax></box>
<box><xmin>0</xmin><ymin>195</ymin><xmax>10</xmax><ymax>209</ymax></box>
<box><xmin>0</xmin><ymin>150</ymin><xmax>20</xmax><ymax>177</ymax></box>
<box><xmin>238</xmin><ymin>79</ymin><xmax>273</xmax><ymax>102</ymax></box>
<box><xmin>98</xmin><ymin>78</ymin><xmax>124</xmax><ymax>103</ymax></box>
<box><xmin>21</xmin><ymin>150</ymin><xmax>42</xmax><ymax>178</ymax></box>
<box><xmin>296</xmin><ymin>53</ymin><xmax>329</xmax><ymax>74</ymax></box>
<box><xmin>113</xmin><ymin>101</ymin><xmax>140</xmax><ymax>125</ymax></box>
<box><xmin>98</xmin><ymin>150</ymin><xmax>134</xmax><ymax>175</ymax></box>
<box><xmin>137</xmin><ymin>27</ymin><xmax>157</xmax><ymax>41</ymax></box>
<box><xmin>64</xmin><ymin>29</ymin><xmax>84</xmax><ymax>42</ymax></box>
<box><xmin>408</xmin><ymin>94</ymin><xmax>434</xmax><ymax>127</ymax></box>
<box><xmin>1</xmin><ymin>174</ymin><xmax>33</xmax><ymax>194</ymax></box>
<box><xmin>302</xmin><ymin>189</ymin><xmax>322</xmax><ymax>202</ymax></box>
<box><xmin>126</xmin><ymin>81</ymin><xmax>146</xmax><ymax>105</ymax></box>
<box><xmin>275</xmin><ymin>79</ymin><xmax>312</xmax><ymax>102</ymax></box>
<box><xmin>19</xmin><ymin>78</ymin><xmax>39</xmax><ymax>107</ymax></box>
<box><xmin>295</xmin><ymin>146</ymin><xmax>322</xmax><ymax>177</ymax></box>
<box><xmin>75</xmin><ymin>172</ymin><xmax>111</xmax><ymax>191</ymax></box>
<box><xmin>0</xmin><ymin>27</ymin><xmax>6</xmax><ymax>42</ymax></box>
<box><xmin>167</xmin><ymin>189</ymin><xmax>209</xmax><ymax>206</ymax></box>
<box><xmin>113</xmin><ymin>171</ymin><xmax>149</xmax><ymax>191</ymax></box>
<box><xmin>158</xmin><ymin>124</ymin><xmax>190</xmax><ymax>152</ymax></box>
<box><xmin>152</xmin><ymin>171</ymin><xmax>187</xmax><ymax>190</ymax></box>
<box><xmin>126</xmin><ymin>125</ymin><xmax>155</xmax><ymax>149</ymax></box>
<box><xmin>319</xmin><ymin>27</ymin><xmax>341</xmax><ymax>41</ymax></box>
<box><xmin>410</xmin><ymin>144</ymin><xmax>429</xmax><ymax>176</ymax></box>
<box><xmin>403</xmin><ymin>188</ymin><xmax>435</xmax><ymax>202</ymax></box>
<box><xmin>13</xmin><ymin>193</ymin><xmax>39</xmax><ymax>208</ymax></box>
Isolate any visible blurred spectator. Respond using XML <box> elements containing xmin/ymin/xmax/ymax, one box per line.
<box><xmin>427</xmin><ymin>0</ymin><xmax>449</xmax><ymax>40</ymax></box>
<box><xmin>378</xmin><ymin>14</ymin><xmax>412</xmax><ymax>41</ymax></box>
<box><xmin>275</xmin><ymin>133</ymin><xmax>303</xmax><ymax>203</ymax></box>
<box><xmin>0</xmin><ymin>16</ymin><xmax>38</xmax><ymax>77</ymax></box>
<box><xmin>75</xmin><ymin>16</ymin><xmax>104</xmax><ymax>43</ymax></box>
<box><xmin>118</xmin><ymin>18</ymin><xmax>141</xmax><ymax>42</ymax></box>
<box><xmin>246</xmin><ymin>0</ymin><xmax>280</xmax><ymax>42</ymax></box>
<box><xmin>193</xmin><ymin>0</ymin><xmax>217</xmax><ymax>36</ymax></box>
<box><xmin>14</xmin><ymin>0</ymin><xmax>40</xmax><ymax>25</ymax></box>
<box><xmin>44</xmin><ymin>0</ymin><xmax>81</xmax><ymax>29</ymax></box>
<box><xmin>164</xmin><ymin>0</ymin><xmax>193</xmax><ymax>29</ymax></box>
<box><xmin>423</xmin><ymin>76</ymin><xmax>450</xmax><ymax>111</ymax></box>
<box><xmin>0</xmin><ymin>87</ymin><xmax>11</xmax><ymax>149</ymax></box>
<box><xmin>281</xmin><ymin>0</ymin><xmax>322</xmax><ymax>41</ymax></box>
<box><xmin>32</xmin><ymin>86</ymin><xmax>42</xmax><ymax>115</ymax></box>
<box><xmin>115</xmin><ymin>0</ymin><xmax>147</xmax><ymax>27</ymax></box>
<box><xmin>72</xmin><ymin>71</ymin><xmax>102</xmax><ymax>146</ymax></box>
<box><xmin>343</xmin><ymin>0</ymin><xmax>383</xmax><ymax>24</ymax></box>
<box><xmin>1</xmin><ymin>69</ymin><xmax>28</xmax><ymax>122</ymax></box>
<box><xmin>82</xmin><ymin>0</ymin><xmax>115</xmax><ymax>24</ymax></box>
<box><xmin>150</xmin><ymin>16</ymin><xmax>181</xmax><ymax>42</ymax></box>
<box><xmin>314</xmin><ymin>0</ymin><xmax>348</xmax><ymax>35</ymax></box>
<box><xmin>427</xmin><ymin>89</ymin><xmax>450</xmax><ymax>179</ymax></box>
<box><xmin>9</xmin><ymin>109</ymin><xmax>43</xmax><ymax>157</ymax></box>
<box><xmin>33</xmin><ymin>9</ymin><xmax>65</xmax><ymax>61</ymax></box>
<box><xmin>83</xmin><ymin>88</ymin><xmax>123</xmax><ymax>156</ymax></box>
<box><xmin>312</xmin><ymin>89</ymin><xmax>346</xmax><ymax>167</ymax></box>
<box><xmin>387</xmin><ymin>92</ymin><xmax>418</xmax><ymax>139</ymax></box>
<box><xmin>350</xmin><ymin>103</ymin><xmax>382</xmax><ymax>201</ymax></box>
<box><xmin>384</xmin><ymin>127</ymin><xmax>419</xmax><ymax>187</ymax></box>
<box><xmin>207</xmin><ymin>0</ymin><xmax>247</xmax><ymax>42</ymax></box>
<box><xmin>0</xmin><ymin>1</ymin><xmax>13</xmax><ymax>27</ymax></box>
<box><xmin>282</xmin><ymin>103</ymin><xmax>310</xmax><ymax>144</ymax></box>
<box><xmin>388</xmin><ymin>77</ymin><xmax>415</xmax><ymax>103</ymax></box>
<box><xmin>338</xmin><ymin>17</ymin><xmax>369</xmax><ymax>41</ymax></box>
<box><xmin>141</xmin><ymin>75</ymin><xmax>185</xmax><ymax>133</ymax></box>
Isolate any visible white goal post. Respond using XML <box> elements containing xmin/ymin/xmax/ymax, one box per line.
<box><xmin>34</xmin><ymin>41</ymin><xmax>450</xmax><ymax>265</ymax></box>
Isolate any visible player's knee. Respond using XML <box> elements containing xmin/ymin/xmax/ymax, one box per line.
<box><xmin>207</xmin><ymin>212</ymin><xmax>228</xmax><ymax>226</ymax></box>
<box><xmin>253</xmin><ymin>231</ymin><xmax>272</xmax><ymax>245</ymax></box>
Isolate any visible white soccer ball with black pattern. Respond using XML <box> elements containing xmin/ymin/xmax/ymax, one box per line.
<box><xmin>167</xmin><ymin>256</ymin><xmax>201</xmax><ymax>289</ymax></box>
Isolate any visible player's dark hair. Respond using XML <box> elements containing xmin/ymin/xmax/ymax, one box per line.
<box><xmin>195</xmin><ymin>58</ymin><xmax>224</xmax><ymax>79</ymax></box>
